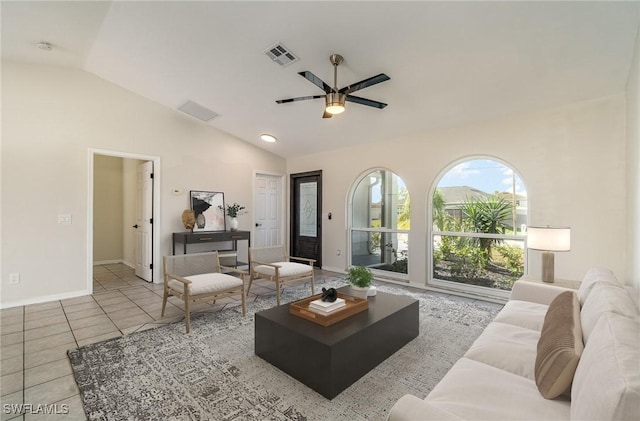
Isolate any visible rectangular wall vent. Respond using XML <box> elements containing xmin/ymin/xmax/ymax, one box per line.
<box><xmin>178</xmin><ymin>100</ymin><xmax>218</xmax><ymax>122</ymax></box>
<box><xmin>264</xmin><ymin>42</ymin><xmax>299</xmax><ymax>67</ymax></box>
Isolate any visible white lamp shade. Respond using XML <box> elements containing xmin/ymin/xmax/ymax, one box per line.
<box><xmin>527</xmin><ymin>226</ymin><xmax>571</xmax><ymax>251</ymax></box>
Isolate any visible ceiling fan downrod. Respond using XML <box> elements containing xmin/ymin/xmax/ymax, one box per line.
<box><xmin>329</xmin><ymin>54</ymin><xmax>344</xmax><ymax>91</ymax></box>
<box><xmin>326</xmin><ymin>54</ymin><xmax>346</xmax><ymax>114</ymax></box>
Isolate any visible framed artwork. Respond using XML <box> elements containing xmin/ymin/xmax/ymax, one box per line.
<box><xmin>190</xmin><ymin>191</ymin><xmax>226</xmax><ymax>232</ymax></box>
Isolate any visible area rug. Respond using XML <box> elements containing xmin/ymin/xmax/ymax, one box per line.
<box><xmin>68</xmin><ymin>278</ymin><xmax>501</xmax><ymax>421</ymax></box>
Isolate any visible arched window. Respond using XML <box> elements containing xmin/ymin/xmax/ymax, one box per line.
<box><xmin>350</xmin><ymin>169</ymin><xmax>410</xmax><ymax>280</ymax></box>
<box><xmin>431</xmin><ymin>158</ymin><xmax>527</xmax><ymax>292</ymax></box>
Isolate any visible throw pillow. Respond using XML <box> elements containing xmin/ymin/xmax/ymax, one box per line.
<box><xmin>571</xmin><ymin>312</ymin><xmax>640</xmax><ymax>421</ymax></box>
<box><xmin>580</xmin><ymin>283</ymin><xmax>639</xmax><ymax>343</ymax></box>
<box><xmin>577</xmin><ymin>267</ymin><xmax>621</xmax><ymax>305</ymax></box>
<box><xmin>535</xmin><ymin>291</ymin><xmax>584</xmax><ymax>399</ymax></box>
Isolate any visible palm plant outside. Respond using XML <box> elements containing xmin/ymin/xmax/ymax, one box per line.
<box><xmin>459</xmin><ymin>195</ymin><xmax>513</xmax><ymax>265</ymax></box>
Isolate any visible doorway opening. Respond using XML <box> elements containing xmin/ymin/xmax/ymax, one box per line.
<box><xmin>87</xmin><ymin>149</ymin><xmax>161</xmax><ymax>292</ymax></box>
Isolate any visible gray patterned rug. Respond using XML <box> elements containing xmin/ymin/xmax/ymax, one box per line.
<box><xmin>68</xmin><ymin>278</ymin><xmax>501</xmax><ymax>420</ymax></box>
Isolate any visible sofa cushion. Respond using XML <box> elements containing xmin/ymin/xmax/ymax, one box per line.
<box><xmin>494</xmin><ymin>300</ymin><xmax>548</xmax><ymax>331</ymax></box>
<box><xmin>581</xmin><ymin>283</ymin><xmax>638</xmax><ymax>343</ymax></box>
<box><xmin>571</xmin><ymin>312</ymin><xmax>640</xmax><ymax>421</ymax></box>
<box><xmin>425</xmin><ymin>357</ymin><xmax>570</xmax><ymax>421</ymax></box>
<box><xmin>577</xmin><ymin>267</ymin><xmax>621</xmax><ymax>305</ymax></box>
<box><xmin>534</xmin><ymin>291</ymin><xmax>583</xmax><ymax>399</ymax></box>
<box><xmin>464</xmin><ymin>321</ymin><xmax>539</xmax><ymax>380</ymax></box>
<box><xmin>389</xmin><ymin>395</ymin><xmax>467</xmax><ymax>421</ymax></box>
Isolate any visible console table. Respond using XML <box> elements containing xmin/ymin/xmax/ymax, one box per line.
<box><xmin>172</xmin><ymin>231</ymin><xmax>251</xmax><ymax>267</ymax></box>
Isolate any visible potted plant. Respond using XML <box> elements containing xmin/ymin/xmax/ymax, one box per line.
<box><xmin>220</xmin><ymin>202</ymin><xmax>246</xmax><ymax>231</ymax></box>
<box><xmin>346</xmin><ymin>265</ymin><xmax>374</xmax><ymax>298</ymax></box>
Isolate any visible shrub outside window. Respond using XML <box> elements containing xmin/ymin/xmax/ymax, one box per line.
<box><xmin>431</xmin><ymin>159</ymin><xmax>527</xmax><ymax>291</ymax></box>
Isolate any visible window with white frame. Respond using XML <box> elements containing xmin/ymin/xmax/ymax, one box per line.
<box><xmin>431</xmin><ymin>158</ymin><xmax>527</xmax><ymax>291</ymax></box>
<box><xmin>350</xmin><ymin>169</ymin><xmax>410</xmax><ymax>280</ymax></box>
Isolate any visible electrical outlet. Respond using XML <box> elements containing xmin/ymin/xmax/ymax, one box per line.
<box><xmin>58</xmin><ymin>214</ymin><xmax>72</xmax><ymax>224</ymax></box>
<box><xmin>9</xmin><ymin>273</ymin><xmax>20</xmax><ymax>284</ymax></box>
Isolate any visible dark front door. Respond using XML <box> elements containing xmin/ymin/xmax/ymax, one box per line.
<box><xmin>290</xmin><ymin>170</ymin><xmax>322</xmax><ymax>267</ymax></box>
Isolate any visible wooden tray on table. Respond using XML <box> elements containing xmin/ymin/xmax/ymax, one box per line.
<box><xmin>289</xmin><ymin>292</ymin><xmax>369</xmax><ymax>327</ymax></box>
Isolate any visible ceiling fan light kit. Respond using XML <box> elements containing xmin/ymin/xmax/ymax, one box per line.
<box><xmin>276</xmin><ymin>53</ymin><xmax>389</xmax><ymax>118</ymax></box>
<box><xmin>325</xmin><ymin>92</ymin><xmax>346</xmax><ymax>114</ymax></box>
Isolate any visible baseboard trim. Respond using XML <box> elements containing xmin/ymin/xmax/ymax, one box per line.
<box><xmin>94</xmin><ymin>259</ymin><xmax>135</xmax><ymax>269</ymax></box>
<box><xmin>0</xmin><ymin>289</ymin><xmax>92</xmax><ymax>310</ymax></box>
<box><xmin>320</xmin><ymin>266</ymin><xmax>346</xmax><ymax>275</ymax></box>
<box><xmin>94</xmin><ymin>259</ymin><xmax>121</xmax><ymax>265</ymax></box>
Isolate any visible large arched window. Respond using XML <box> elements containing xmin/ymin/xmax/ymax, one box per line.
<box><xmin>431</xmin><ymin>158</ymin><xmax>527</xmax><ymax>292</ymax></box>
<box><xmin>350</xmin><ymin>169</ymin><xmax>410</xmax><ymax>280</ymax></box>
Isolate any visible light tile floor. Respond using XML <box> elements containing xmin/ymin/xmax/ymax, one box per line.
<box><xmin>0</xmin><ymin>264</ymin><xmax>502</xmax><ymax>420</ymax></box>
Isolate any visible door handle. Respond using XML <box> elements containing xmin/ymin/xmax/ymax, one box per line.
<box><xmin>255</xmin><ymin>223</ymin><xmax>262</xmax><ymax>227</ymax></box>
<box><xmin>133</xmin><ymin>224</ymin><xmax>139</xmax><ymax>228</ymax></box>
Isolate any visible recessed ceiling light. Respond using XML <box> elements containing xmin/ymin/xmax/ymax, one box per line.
<box><xmin>260</xmin><ymin>133</ymin><xmax>277</xmax><ymax>143</ymax></box>
<box><xmin>35</xmin><ymin>41</ymin><xmax>53</xmax><ymax>51</ymax></box>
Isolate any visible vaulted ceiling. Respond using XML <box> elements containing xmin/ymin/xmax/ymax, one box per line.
<box><xmin>2</xmin><ymin>1</ymin><xmax>639</xmax><ymax>158</ymax></box>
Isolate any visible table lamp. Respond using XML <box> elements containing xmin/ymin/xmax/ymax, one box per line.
<box><xmin>527</xmin><ymin>226</ymin><xmax>571</xmax><ymax>283</ymax></box>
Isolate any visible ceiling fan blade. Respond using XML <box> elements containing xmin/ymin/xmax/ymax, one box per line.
<box><xmin>299</xmin><ymin>71</ymin><xmax>334</xmax><ymax>94</ymax></box>
<box><xmin>276</xmin><ymin>95</ymin><xmax>325</xmax><ymax>104</ymax></box>
<box><xmin>322</xmin><ymin>110</ymin><xmax>333</xmax><ymax>119</ymax></box>
<box><xmin>339</xmin><ymin>73</ymin><xmax>390</xmax><ymax>95</ymax></box>
<box><xmin>346</xmin><ymin>95</ymin><xmax>388</xmax><ymax>109</ymax></box>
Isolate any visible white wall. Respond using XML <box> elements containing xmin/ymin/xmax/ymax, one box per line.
<box><xmin>93</xmin><ymin>155</ymin><xmax>124</xmax><ymax>262</ymax></box>
<box><xmin>288</xmin><ymin>95</ymin><xmax>627</xmax><ymax>285</ymax></box>
<box><xmin>626</xmin><ymin>20</ymin><xmax>640</xmax><ymax>292</ymax></box>
<box><xmin>1</xmin><ymin>61</ymin><xmax>286</xmax><ymax>307</ymax></box>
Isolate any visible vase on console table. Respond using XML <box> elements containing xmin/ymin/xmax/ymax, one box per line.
<box><xmin>229</xmin><ymin>217</ymin><xmax>239</xmax><ymax>231</ymax></box>
<box><xmin>196</xmin><ymin>213</ymin><xmax>205</xmax><ymax>229</ymax></box>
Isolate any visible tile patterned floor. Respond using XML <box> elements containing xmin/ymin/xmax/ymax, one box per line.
<box><xmin>0</xmin><ymin>264</ymin><xmax>344</xmax><ymax>420</ymax></box>
<box><xmin>0</xmin><ymin>264</ymin><xmax>501</xmax><ymax>420</ymax></box>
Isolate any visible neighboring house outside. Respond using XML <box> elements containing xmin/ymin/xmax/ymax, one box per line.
<box><xmin>437</xmin><ymin>186</ymin><xmax>527</xmax><ymax>233</ymax></box>
<box><xmin>437</xmin><ymin>186</ymin><xmax>492</xmax><ymax>226</ymax></box>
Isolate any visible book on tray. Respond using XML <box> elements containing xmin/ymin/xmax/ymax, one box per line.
<box><xmin>309</xmin><ymin>298</ymin><xmax>346</xmax><ymax>314</ymax></box>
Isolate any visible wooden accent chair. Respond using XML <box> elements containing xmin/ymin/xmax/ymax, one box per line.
<box><xmin>248</xmin><ymin>246</ymin><xmax>316</xmax><ymax>305</ymax></box>
<box><xmin>162</xmin><ymin>251</ymin><xmax>246</xmax><ymax>333</ymax></box>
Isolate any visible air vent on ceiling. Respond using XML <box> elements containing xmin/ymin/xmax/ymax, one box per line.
<box><xmin>264</xmin><ymin>42</ymin><xmax>299</xmax><ymax>67</ymax></box>
<box><xmin>177</xmin><ymin>100</ymin><xmax>218</xmax><ymax>122</ymax></box>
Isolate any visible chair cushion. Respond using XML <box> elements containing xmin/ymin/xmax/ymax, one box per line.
<box><xmin>577</xmin><ymin>267</ymin><xmax>622</xmax><ymax>305</ymax></box>
<box><xmin>254</xmin><ymin>261</ymin><xmax>312</xmax><ymax>278</ymax></box>
<box><xmin>581</xmin><ymin>283</ymin><xmax>638</xmax><ymax>343</ymax></box>
<box><xmin>571</xmin><ymin>312</ymin><xmax>640</xmax><ymax>421</ymax></box>
<box><xmin>534</xmin><ymin>291</ymin><xmax>583</xmax><ymax>399</ymax></box>
<box><xmin>168</xmin><ymin>273</ymin><xmax>242</xmax><ymax>295</ymax></box>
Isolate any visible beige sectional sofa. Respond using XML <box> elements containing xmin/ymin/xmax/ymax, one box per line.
<box><xmin>388</xmin><ymin>268</ymin><xmax>640</xmax><ymax>421</ymax></box>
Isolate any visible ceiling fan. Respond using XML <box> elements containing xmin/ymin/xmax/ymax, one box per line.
<box><xmin>276</xmin><ymin>54</ymin><xmax>390</xmax><ymax>118</ymax></box>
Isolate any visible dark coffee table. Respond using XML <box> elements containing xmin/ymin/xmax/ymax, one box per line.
<box><xmin>254</xmin><ymin>286</ymin><xmax>419</xmax><ymax>399</ymax></box>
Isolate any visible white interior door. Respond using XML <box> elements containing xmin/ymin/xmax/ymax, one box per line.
<box><xmin>254</xmin><ymin>174</ymin><xmax>282</xmax><ymax>247</ymax></box>
<box><xmin>135</xmin><ymin>161</ymin><xmax>153</xmax><ymax>281</ymax></box>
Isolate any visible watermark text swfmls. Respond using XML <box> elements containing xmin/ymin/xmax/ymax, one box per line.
<box><xmin>3</xmin><ymin>404</ymin><xmax>70</xmax><ymax>415</ymax></box>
